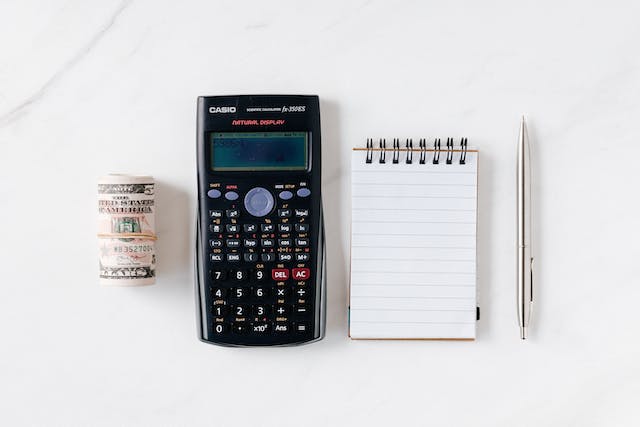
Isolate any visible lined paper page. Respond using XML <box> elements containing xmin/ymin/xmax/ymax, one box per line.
<box><xmin>349</xmin><ymin>149</ymin><xmax>478</xmax><ymax>339</ymax></box>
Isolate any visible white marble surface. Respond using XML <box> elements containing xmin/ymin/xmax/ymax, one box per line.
<box><xmin>1</xmin><ymin>1</ymin><xmax>640</xmax><ymax>426</ymax></box>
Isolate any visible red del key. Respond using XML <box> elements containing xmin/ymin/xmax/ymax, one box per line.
<box><xmin>271</xmin><ymin>269</ymin><xmax>289</xmax><ymax>281</ymax></box>
<box><xmin>292</xmin><ymin>268</ymin><xmax>311</xmax><ymax>280</ymax></box>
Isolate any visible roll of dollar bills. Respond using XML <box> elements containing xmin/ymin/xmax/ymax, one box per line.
<box><xmin>97</xmin><ymin>175</ymin><xmax>156</xmax><ymax>286</ymax></box>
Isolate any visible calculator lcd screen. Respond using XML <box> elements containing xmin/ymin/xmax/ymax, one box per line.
<box><xmin>210</xmin><ymin>132</ymin><xmax>308</xmax><ymax>171</ymax></box>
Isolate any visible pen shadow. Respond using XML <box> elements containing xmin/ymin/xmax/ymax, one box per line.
<box><xmin>476</xmin><ymin>148</ymin><xmax>494</xmax><ymax>340</ymax></box>
<box><xmin>319</xmin><ymin>99</ymin><xmax>349</xmax><ymax>343</ymax></box>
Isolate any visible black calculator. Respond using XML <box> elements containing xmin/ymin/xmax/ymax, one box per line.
<box><xmin>195</xmin><ymin>95</ymin><xmax>326</xmax><ymax>346</ymax></box>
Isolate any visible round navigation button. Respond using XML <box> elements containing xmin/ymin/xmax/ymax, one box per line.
<box><xmin>278</xmin><ymin>190</ymin><xmax>293</xmax><ymax>200</ymax></box>
<box><xmin>296</xmin><ymin>188</ymin><xmax>311</xmax><ymax>198</ymax></box>
<box><xmin>244</xmin><ymin>187</ymin><xmax>275</xmax><ymax>217</ymax></box>
<box><xmin>207</xmin><ymin>189</ymin><xmax>222</xmax><ymax>199</ymax></box>
<box><xmin>225</xmin><ymin>191</ymin><xmax>239</xmax><ymax>201</ymax></box>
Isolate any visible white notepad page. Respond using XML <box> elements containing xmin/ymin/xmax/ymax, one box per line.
<box><xmin>349</xmin><ymin>148</ymin><xmax>478</xmax><ymax>339</ymax></box>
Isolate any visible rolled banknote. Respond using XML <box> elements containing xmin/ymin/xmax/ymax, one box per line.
<box><xmin>97</xmin><ymin>174</ymin><xmax>156</xmax><ymax>286</ymax></box>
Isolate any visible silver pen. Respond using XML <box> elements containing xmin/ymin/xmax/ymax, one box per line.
<box><xmin>517</xmin><ymin>116</ymin><xmax>534</xmax><ymax>339</ymax></box>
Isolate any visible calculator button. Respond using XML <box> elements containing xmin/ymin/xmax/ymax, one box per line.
<box><xmin>295</xmin><ymin>223</ymin><xmax>309</xmax><ymax>233</ymax></box>
<box><xmin>243</xmin><ymin>224</ymin><xmax>257</xmax><ymax>233</ymax></box>
<box><xmin>233</xmin><ymin>270</ymin><xmax>248</xmax><ymax>281</ymax></box>
<box><xmin>233</xmin><ymin>304</ymin><xmax>249</xmax><ymax>317</ymax></box>
<box><xmin>272</xmin><ymin>269</ymin><xmax>289</xmax><ymax>281</ymax></box>
<box><xmin>295</xmin><ymin>209</ymin><xmax>309</xmax><ymax>217</ymax></box>
<box><xmin>275</xmin><ymin>287</ymin><xmax>288</xmax><ymax>298</ymax></box>
<box><xmin>244</xmin><ymin>187</ymin><xmax>275</xmax><ymax>217</ymax></box>
<box><xmin>232</xmin><ymin>287</ymin><xmax>249</xmax><ymax>299</ymax></box>
<box><xmin>225</xmin><ymin>224</ymin><xmax>239</xmax><ymax>233</ymax></box>
<box><xmin>278</xmin><ymin>209</ymin><xmax>292</xmax><ymax>218</ymax></box>
<box><xmin>274</xmin><ymin>322</ymin><xmax>290</xmax><ymax>333</ymax></box>
<box><xmin>296</xmin><ymin>188</ymin><xmax>311</xmax><ymax>198</ymax></box>
<box><xmin>294</xmin><ymin>322</ymin><xmax>310</xmax><ymax>333</ymax></box>
<box><xmin>253</xmin><ymin>286</ymin><xmax>269</xmax><ymax>298</ymax></box>
<box><xmin>225</xmin><ymin>191</ymin><xmax>239</xmax><ymax>201</ymax></box>
<box><xmin>253</xmin><ymin>305</ymin><xmax>271</xmax><ymax>316</ymax></box>
<box><xmin>209</xmin><ymin>210</ymin><xmax>223</xmax><ymax>218</ymax></box>
<box><xmin>254</xmin><ymin>270</ymin><xmax>266</xmax><ymax>281</ymax></box>
<box><xmin>295</xmin><ymin>287</ymin><xmax>309</xmax><ymax>298</ymax></box>
<box><xmin>226</xmin><ymin>253</ymin><xmax>241</xmax><ymax>262</ymax></box>
<box><xmin>295</xmin><ymin>253</ymin><xmax>310</xmax><ymax>262</ymax></box>
<box><xmin>243</xmin><ymin>253</ymin><xmax>258</xmax><ymax>262</ymax></box>
<box><xmin>278</xmin><ymin>190</ymin><xmax>293</xmax><ymax>200</ymax></box>
<box><xmin>209</xmin><ymin>224</ymin><xmax>222</xmax><ymax>233</ymax></box>
<box><xmin>274</xmin><ymin>305</ymin><xmax>290</xmax><ymax>316</ymax></box>
<box><xmin>232</xmin><ymin>323</ymin><xmax>249</xmax><ymax>334</ymax></box>
<box><xmin>292</xmin><ymin>268</ymin><xmax>311</xmax><ymax>280</ymax></box>
<box><xmin>212</xmin><ymin>323</ymin><xmax>228</xmax><ymax>334</ymax></box>
<box><xmin>261</xmin><ymin>223</ymin><xmax>275</xmax><ymax>232</ymax></box>
<box><xmin>251</xmin><ymin>322</ymin><xmax>271</xmax><ymax>334</ymax></box>
<box><xmin>278</xmin><ymin>223</ymin><xmax>292</xmax><ymax>233</ymax></box>
<box><xmin>243</xmin><ymin>239</ymin><xmax>258</xmax><ymax>248</ymax></box>
<box><xmin>226</xmin><ymin>239</ymin><xmax>241</xmax><ymax>248</ymax></box>
<box><xmin>278</xmin><ymin>238</ymin><xmax>292</xmax><ymax>247</ymax></box>
<box><xmin>261</xmin><ymin>238</ymin><xmax>275</xmax><ymax>247</ymax></box>
<box><xmin>211</xmin><ymin>270</ymin><xmax>227</xmax><ymax>281</ymax></box>
<box><xmin>212</xmin><ymin>287</ymin><xmax>226</xmax><ymax>299</ymax></box>
<box><xmin>294</xmin><ymin>304</ymin><xmax>310</xmax><ymax>315</ymax></box>
<box><xmin>226</xmin><ymin>209</ymin><xmax>240</xmax><ymax>218</ymax></box>
<box><xmin>295</xmin><ymin>238</ymin><xmax>309</xmax><ymax>247</ymax></box>
<box><xmin>209</xmin><ymin>239</ymin><xmax>223</xmax><ymax>248</ymax></box>
<box><xmin>210</xmin><ymin>254</ymin><xmax>223</xmax><ymax>262</ymax></box>
<box><xmin>278</xmin><ymin>253</ymin><xmax>293</xmax><ymax>262</ymax></box>
<box><xmin>213</xmin><ymin>305</ymin><xmax>228</xmax><ymax>317</ymax></box>
<box><xmin>207</xmin><ymin>189</ymin><xmax>222</xmax><ymax>199</ymax></box>
<box><xmin>261</xmin><ymin>253</ymin><xmax>276</xmax><ymax>262</ymax></box>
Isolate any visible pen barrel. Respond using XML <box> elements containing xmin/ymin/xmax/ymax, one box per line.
<box><xmin>517</xmin><ymin>119</ymin><xmax>533</xmax><ymax>332</ymax></box>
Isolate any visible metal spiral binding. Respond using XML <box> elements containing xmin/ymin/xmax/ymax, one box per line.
<box><xmin>379</xmin><ymin>138</ymin><xmax>386</xmax><ymax>163</ymax></box>
<box><xmin>365</xmin><ymin>138</ymin><xmax>373</xmax><ymax>163</ymax></box>
<box><xmin>392</xmin><ymin>138</ymin><xmax>400</xmax><ymax>164</ymax></box>
<box><xmin>446</xmin><ymin>138</ymin><xmax>454</xmax><ymax>164</ymax></box>
<box><xmin>406</xmin><ymin>139</ymin><xmax>413</xmax><ymax>164</ymax></box>
<box><xmin>460</xmin><ymin>137</ymin><xmax>468</xmax><ymax>164</ymax></box>
<box><xmin>433</xmin><ymin>138</ymin><xmax>441</xmax><ymax>164</ymax></box>
<box><xmin>419</xmin><ymin>138</ymin><xmax>426</xmax><ymax>164</ymax></box>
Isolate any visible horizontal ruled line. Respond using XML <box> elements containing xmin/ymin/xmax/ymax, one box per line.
<box><xmin>351</xmin><ymin>283</ymin><xmax>475</xmax><ymax>287</ymax></box>
<box><xmin>351</xmin><ymin>296</ymin><xmax>475</xmax><ymax>299</ymax></box>
<box><xmin>352</xmin><ymin>208</ymin><xmax>475</xmax><ymax>212</ymax></box>
<box><xmin>352</xmin><ymin>170</ymin><xmax>476</xmax><ymax>175</ymax></box>
<box><xmin>351</xmin><ymin>245</ymin><xmax>475</xmax><ymax>249</ymax></box>
<box><xmin>350</xmin><ymin>321</ymin><xmax>476</xmax><ymax>325</ymax></box>
<box><xmin>352</xmin><ymin>183</ymin><xmax>476</xmax><ymax>187</ymax></box>
<box><xmin>353</xmin><ymin>233</ymin><xmax>476</xmax><ymax>237</ymax></box>
<box><xmin>353</xmin><ymin>195</ymin><xmax>475</xmax><ymax>199</ymax></box>
<box><xmin>352</xmin><ymin>258</ymin><xmax>475</xmax><ymax>262</ymax></box>
<box><xmin>353</xmin><ymin>220</ymin><xmax>476</xmax><ymax>224</ymax></box>
<box><xmin>351</xmin><ymin>308</ymin><xmax>472</xmax><ymax>312</ymax></box>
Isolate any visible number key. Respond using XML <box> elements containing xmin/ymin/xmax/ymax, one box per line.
<box><xmin>232</xmin><ymin>287</ymin><xmax>249</xmax><ymax>299</ymax></box>
<box><xmin>233</xmin><ymin>304</ymin><xmax>249</xmax><ymax>317</ymax></box>
<box><xmin>213</xmin><ymin>323</ymin><xmax>228</xmax><ymax>334</ymax></box>
<box><xmin>233</xmin><ymin>270</ymin><xmax>247</xmax><ymax>281</ymax></box>
<box><xmin>211</xmin><ymin>270</ymin><xmax>227</xmax><ymax>281</ymax></box>
<box><xmin>253</xmin><ymin>305</ymin><xmax>271</xmax><ymax>316</ymax></box>
<box><xmin>254</xmin><ymin>269</ymin><xmax>266</xmax><ymax>281</ymax></box>
<box><xmin>213</xmin><ymin>305</ymin><xmax>228</xmax><ymax>317</ymax></box>
<box><xmin>253</xmin><ymin>286</ymin><xmax>269</xmax><ymax>298</ymax></box>
<box><xmin>212</xmin><ymin>287</ymin><xmax>226</xmax><ymax>299</ymax></box>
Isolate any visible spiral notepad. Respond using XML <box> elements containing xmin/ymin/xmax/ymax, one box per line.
<box><xmin>349</xmin><ymin>138</ymin><xmax>478</xmax><ymax>340</ymax></box>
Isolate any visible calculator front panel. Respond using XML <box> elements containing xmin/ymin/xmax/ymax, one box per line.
<box><xmin>196</xmin><ymin>95</ymin><xmax>324</xmax><ymax>346</ymax></box>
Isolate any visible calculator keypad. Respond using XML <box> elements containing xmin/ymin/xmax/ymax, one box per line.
<box><xmin>205</xmin><ymin>183</ymin><xmax>316</xmax><ymax>345</ymax></box>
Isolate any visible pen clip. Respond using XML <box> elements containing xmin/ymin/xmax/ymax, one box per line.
<box><xmin>530</xmin><ymin>257</ymin><xmax>534</xmax><ymax>303</ymax></box>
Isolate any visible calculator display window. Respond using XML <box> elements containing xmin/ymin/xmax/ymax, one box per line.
<box><xmin>211</xmin><ymin>132</ymin><xmax>308</xmax><ymax>171</ymax></box>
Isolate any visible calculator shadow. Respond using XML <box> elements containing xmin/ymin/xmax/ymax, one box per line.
<box><xmin>320</xmin><ymin>99</ymin><xmax>350</xmax><ymax>342</ymax></box>
<box><xmin>153</xmin><ymin>179</ymin><xmax>193</xmax><ymax>299</ymax></box>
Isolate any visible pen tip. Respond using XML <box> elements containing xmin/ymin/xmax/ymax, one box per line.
<box><xmin>520</xmin><ymin>326</ymin><xmax>528</xmax><ymax>339</ymax></box>
<box><xmin>521</xmin><ymin>115</ymin><xmax>526</xmax><ymax>123</ymax></box>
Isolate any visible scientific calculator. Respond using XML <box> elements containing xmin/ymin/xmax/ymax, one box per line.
<box><xmin>195</xmin><ymin>95</ymin><xmax>326</xmax><ymax>346</ymax></box>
